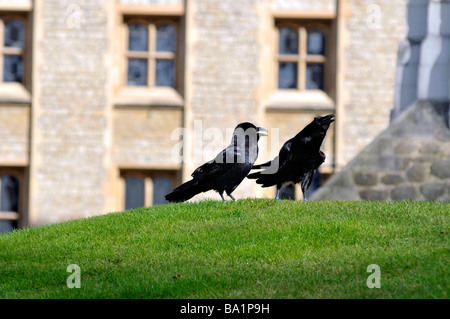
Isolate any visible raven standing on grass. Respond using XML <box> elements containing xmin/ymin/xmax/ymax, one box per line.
<box><xmin>165</xmin><ymin>122</ymin><xmax>267</xmax><ymax>203</ymax></box>
<box><xmin>247</xmin><ymin>114</ymin><xmax>335</xmax><ymax>200</ymax></box>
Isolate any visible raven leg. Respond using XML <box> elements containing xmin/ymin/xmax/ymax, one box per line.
<box><xmin>302</xmin><ymin>186</ymin><xmax>307</xmax><ymax>201</ymax></box>
<box><xmin>226</xmin><ymin>189</ymin><xmax>237</xmax><ymax>201</ymax></box>
<box><xmin>219</xmin><ymin>192</ymin><xmax>225</xmax><ymax>201</ymax></box>
<box><xmin>275</xmin><ymin>187</ymin><xmax>280</xmax><ymax>200</ymax></box>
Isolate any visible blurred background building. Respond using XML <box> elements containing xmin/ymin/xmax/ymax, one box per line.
<box><xmin>0</xmin><ymin>0</ymin><xmax>430</xmax><ymax>232</ymax></box>
<box><xmin>312</xmin><ymin>0</ymin><xmax>450</xmax><ymax>201</ymax></box>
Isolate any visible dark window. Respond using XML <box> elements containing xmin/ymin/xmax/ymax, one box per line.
<box><xmin>0</xmin><ymin>175</ymin><xmax>19</xmax><ymax>234</ymax></box>
<box><xmin>4</xmin><ymin>19</ymin><xmax>25</xmax><ymax>48</ymax></box>
<box><xmin>276</xmin><ymin>22</ymin><xmax>328</xmax><ymax>92</ymax></box>
<box><xmin>276</xmin><ymin>171</ymin><xmax>322</xmax><ymax>200</ymax></box>
<box><xmin>3</xmin><ymin>55</ymin><xmax>23</xmax><ymax>83</ymax></box>
<box><xmin>155</xmin><ymin>59</ymin><xmax>175</xmax><ymax>87</ymax></box>
<box><xmin>306</xmin><ymin>64</ymin><xmax>324</xmax><ymax>90</ymax></box>
<box><xmin>1</xmin><ymin>175</ymin><xmax>19</xmax><ymax>212</ymax></box>
<box><xmin>156</xmin><ymin>24</ymin><xmax>176</xmax><ymax>53</ymax></box>
<box><xmin>127</xmin><ymin>23</ymin><xmax>149</xmax><ymax>86</ymax></box>
<box><xmin>125</xmin><ymin>177</ymin><xmax>145</xmax><ymax>210</ymax></box>
<box><xmin>155</xmin><ymin>24</ymin><xmax>176</xmax><ymax>88</ymax></box>
<box><xmin>152</xmin><ymin>177</ymin><xmax>172</xmax><ymax>205</ymax></box>
<box><xmin>121</xmin><ymin>170</ymin><xmax>179</xmax><ymax>209</ymax></box>
<box><xmin>307</xmin><ymin>28</ymin><xmax>325</xmax><ymax>55</ymax></box>
<box><xmin>125</xmin><ymin>20</ymin><xmax>178</xmax><ymax>88</ymax></box>
<box><xmin>278</xmin><ymin>184</ymin><xmax>295</xmax><ymax>200</ymax></box>
<box><xmin>127</xmin><ymin>59</ymin><xmax>148</xmax><ymax>86</ymax></box>
<box><xmin>2</xmin><ymin>19</ymin><xmax>25</xmax><ymax>84</ymax></box>
<box><xmin>278</xmin><ymin>27</ymin><xmax>298</xmax><ymax>55</ymax></box>
<box><xmin>278</xmin><ymin>62</ymin><xmax>297</xmax><ymax>89</ymax></box>
<box><xmin>278</xmin><ymin>26</ymin><xmax>298</xmax><ymax>90</ymax></box>
<box><xmin>128</xmin><ymin>23</ymin><xmax>148</xmax><ymax>52</ymax></box>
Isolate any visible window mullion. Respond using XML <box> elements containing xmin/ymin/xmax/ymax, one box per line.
<box><xmin>153</xmin><ymin>52</ymin><xmax>175</xmax><ymax>60</ymax></box>
<box><xmin>298</xmin><ymin>26</ymin><xmax>307</xmax><ymax>91</ymax></box>
<box><xmin>145</xmin><ymin>176</ymin><xmax>153</xmax><ymax>206</ymax></box>
<box><xmin>278</xmin><ymin>54</ymin><xmax>299</xmax><ymax>63</ymax></box>
<box><xmin>305</xmin><ymin>55</ymin><xmax>327</xmax><ymax>63</ymax></box>
<box><xmin>2</xmin><ymin>48</ymin><xmax>23</xmax><ymax>55</ymax></box>
<box><xmin>126</xmin><ymin>51</ymin><xmax>149</xmax><ymax>59</ymax></box>
<box><xmin>148</xmin><ymin>23</ymin><xmax>156</xmax><ymax>88</ymax></box>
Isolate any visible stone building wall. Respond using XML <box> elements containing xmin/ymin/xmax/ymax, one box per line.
<box><xmin>120</xmin><ymin>0</ymin><xmax>183</xmax><ymax>5</ymax></box>
<box><xmin>30</xmin><ymin>0</ymin><xmax>112</xmax><ymax>224</ymax></box>
<box><xmin>0</xmin><ymin>106</ymin><xmax>29</xmax><ymax>164</ymax></box>
<box><xmin>187</xmin><ymin>0</ymin><xmax>265</xmax><ymax>199</ymax></box>
<box><xmin>0</xmin><ymin>0</ymin><xmax>418</xmax><ymax>227</ymax></box>
<box><xmin>113</xmin><ymin>107</ymin><xmax>183</xmax><ymax>165</ymax></box>
<box><xmin>312</xmin><ymin>0</ymin><xmax>450</xmax><ymax>203</ymax></box>
<box><xmin>190</xmin><ymin>0</ymin><xmax>262</xmax><ymax>129</ymax></box>
<box><xmin>341</xmin><ymin>0</ymin><xmax>407</xmax><ymax>164</ymax></box>
<box><xmin>312</xmin><ymin>101</ymin><xmax>450</xmax><ymax>201</ymax></box>
<box><xmin>0</xmin><ymin>0</ymin><xmax>32</xmax><ymax>165</ymax></box>
<box><xmin>111</xmin><ymin>0</ymin><xmax>185</xmax><ymax>167</ymax></box>
<box><xmin>271</xmin><ymin>0</ymin><xmax>335</xmax><ymax>11</ymax></box>
<box><xmin>0</xmin><ymin>0</ymin><xmax>31</xmax><ymax>7</ymax></box>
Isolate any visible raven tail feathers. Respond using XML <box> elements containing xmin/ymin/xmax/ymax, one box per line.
<box><xmin>165</xmin><ymin>179</ymin><xmax>204</xmax><ymax>203</ymax></box>
<box><xmin>247</xmin><ymin>171</ymin><xmax>277</xmax><ymax>188</ymax></box>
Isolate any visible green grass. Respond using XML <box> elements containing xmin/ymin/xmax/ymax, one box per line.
<box><xmin>0</xmin><ymin>199</ymin><xmax>448</xmax><ymax>299</ymax></box>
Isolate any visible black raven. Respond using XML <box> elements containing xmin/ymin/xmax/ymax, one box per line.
<box><xmin>165</xmin><ymin>122</ymin><xmax>267</xmax><ymax>202</ymax></box>
<box><xmin>247</xmin><ymin>114</ymin><xmax>335</xmax><ymax>200</ymax></box>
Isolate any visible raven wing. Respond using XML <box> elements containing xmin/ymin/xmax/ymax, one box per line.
<box><xmin>298</xmin><ymin>150</ymin><xmax>326</xmax><ymax>193</ymax></box>
<box><xmin>251</xmin><ymin>139</ymin><xmax>291</xmax><ymax>171</ymax></box>
<box><xmin>247</xmin><ymin>139</ymin><xmax>293</xmax><ymax>186</ymax></box>
<box><xmin>191</xmin><ymin>144</ymin><xmax>241</xmax><ymax>180</ymax></box>
<box><xmin>300</xmin><ymin>170</ymin><xmax>314</xmax><ymax>193</ymax></box>
<box><xmin>275</xmin><ymin>139</ymin><xmax>293</xmax><ymax>171</ymax></box>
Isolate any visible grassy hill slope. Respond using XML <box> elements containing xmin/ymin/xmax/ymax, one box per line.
<box><xmin>0</xmin><ymin>199</ymin><xmax>448</xmax><ymax>298</ymax></box>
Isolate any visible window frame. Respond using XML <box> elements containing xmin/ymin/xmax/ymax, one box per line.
<box><xmin>0</xmin><ymin>167</ymin><xmax>27</xmax><ymax>229</ymax></box>
<box><xmin>123</xmin><ymin>17</ymin><xmax>180</xmax><ymax>90</ymax></box>
<box><xmin>124</xmin><ymin>175</ymin><xmax>146</xmax><ymax>210</ymax></box>
<box><xmin>0</xmin><ymin>13</ymin><xmax>30</xmax><ymax>88</ymax></box>
<box><xmin>275</xmin><ymin>20</ymin><xmax>331</xmax><ymax>93</ymax></box>
<box><xmin>120</xmin><ymin>169</ymin><xmax>180</xmax><ymax>209</ymax></box>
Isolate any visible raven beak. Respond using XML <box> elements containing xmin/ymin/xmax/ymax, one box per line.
<box><xmin>322</xmin><ymin>114</ymin><xmax>335</xmax><ymax>124</ymax></box>
<box><xmin>257</xmin><ymin>127</ymin><xmax>268</xmax><ymax>136</ymax></box>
